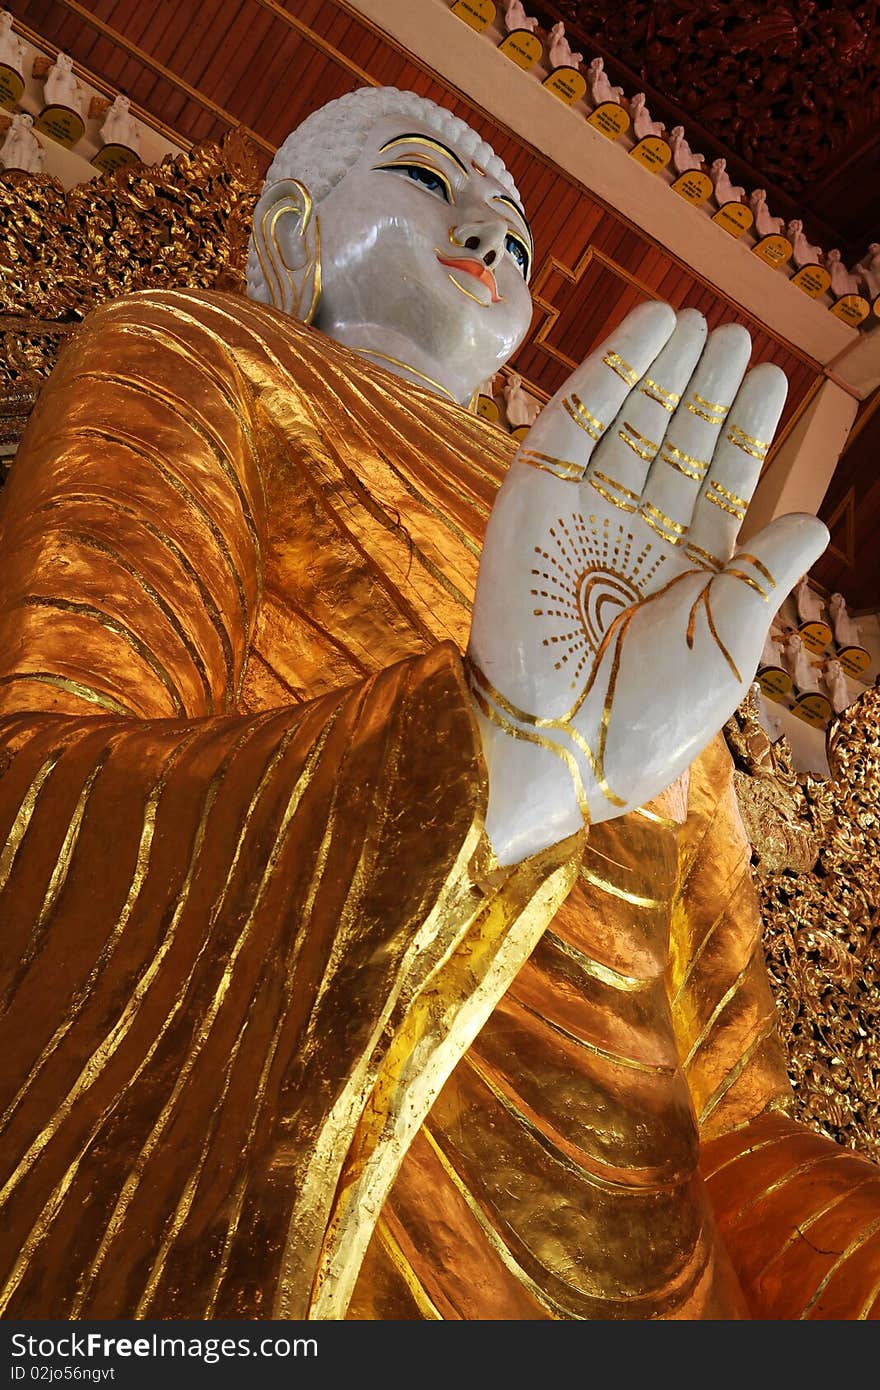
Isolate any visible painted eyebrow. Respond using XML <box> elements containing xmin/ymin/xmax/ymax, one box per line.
<box><xmin>492</xmin><ymin>194</ymin><xmax>533</xmax><ymax>253</ymax></box>
<box><xmin>378</xmin><ymin>133</ymin><xmax>470</xmax><ymax>178</ymax></box>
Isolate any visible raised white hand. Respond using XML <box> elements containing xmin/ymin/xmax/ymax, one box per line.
<box><xmin>468</xmin><ymin>302</ymin><xmax>829</xmax><ymax>865</ymax></box>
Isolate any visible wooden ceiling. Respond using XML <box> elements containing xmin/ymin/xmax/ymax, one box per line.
<box><xmin>540</xmin><ymin>0</ymin><xmax>880</xmax><ymax>266</ymax></box>
<box><xmin>5</xmin><ymin>0</ymin><xmax>880</xmax><ymax>607</ymax></box>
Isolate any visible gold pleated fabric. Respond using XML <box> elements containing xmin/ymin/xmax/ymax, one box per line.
<box><xmin>1</xmin><ymin>288</ymin><xmax>878</xmax><ymax>1318</ymax></box>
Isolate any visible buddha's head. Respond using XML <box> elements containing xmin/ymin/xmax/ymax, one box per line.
<box><xmin>246</xmin><ymin>87</ymin><xmax>534</xmax><ymax>406</ymax></box>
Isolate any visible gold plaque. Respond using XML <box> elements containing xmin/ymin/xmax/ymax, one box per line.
<box><xmin>792</xmin><ymin>691</ymin><xmax>831</xmax><ymax>728</ymax></box>
<box><xmin>711</xmin><ymin>201</ymin><xmax>754</xmax><ymax>238</ymax></box>
<box><xmin>671</xmin><ymin>170</ymin><xmax>712</xmax><ymax>206</ymax></box>
<box><xmin>91</xmin><ymin>142</ymin><xmax>141</xmax><ymax>174</ymax></box>
<box><xmin>477</xmin><ymin>394</ymin><xmax>500</xmax><ymax>424</ymax></box>
<box><xmin>830</xmin><ymin>293</ymin><xmax>870</xmax><ymax>327</ymax></box>
<box><xmin>499</xmin><ymin>30</ymin><xmax>542</xmax><ymax>69</ymax></box>
<box><xmin>34</xmin><ymin>104</ymin><xmax>85</xmax><ymax>149</ymax></box>
<box><xmin>753</xmin><ymin>234</ymin><xmax>792</xmax><ymax>268</ymax></box>
<box><xmin>0</xmin><ymin>61</ymin><xmax>24</xmax><ymax>111</ymax></box>
<box><xmin>542</xmin><ymin>65</ymin><xmax>586</xmax><ymax>105</ymax></box>
<box><xmin>837</xmin><ymin>645</ymin><xmax>871</xmax><ymax>678</ymax></box>
<box><xmin>451</xmin><ymin>0</ymin><xmax>496</xmax><ymax>33</ymax></box>
<box><xmin>629</xmin><ymin>135</ymin><xmax>671</xmax><ymax>173</ymax></box>
<box><xmin>791</xmin><ymin>263</ymin><xmax>831</xmax><ymax>299</ymax></box>
<box><xmin>510</xmin><ymin>423</ymin><xmax>530</xmax><ymax>443</ymax></box>
<box><xmin>799</xmin><ymin>620</ymin><xmax>832</xmax><ymax>654</ymax></box>
<box><xmin>587</xmin><ymin>101</ymin><xmax>630</xmax><ymax>141</ymax></box>
<box><xmin>757</xmin><ymin>666</ymin><xmax>793</xmax><ymax>704</ymax></box>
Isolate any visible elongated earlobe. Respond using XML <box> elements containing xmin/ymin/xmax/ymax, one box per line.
<box><xmin>251</xmin><ymin>178</ymin><xmax>321</xmax><ymax>323</ymax></box>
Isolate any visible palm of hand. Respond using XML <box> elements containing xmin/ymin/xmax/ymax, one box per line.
<box><xmin>468</xmin><ymin>303</ymin><xmax>828</xmax><ymax>865</ymax></box>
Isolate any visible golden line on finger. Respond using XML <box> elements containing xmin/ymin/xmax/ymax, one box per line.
<box><xmin>640</xmin><ymin>502</ymin><xmax>687</xmax><ymax>533</ymax></box>
<box><xmin>663</xmin><ymin>442</ymin><xmax>708</xmax><ymax>471</ymax></box>
<box><xmin>694</xmin><ymin>393</ymin><xmax>731</xmax><ymax>413</ymax></box>
<box><xmin>590</xmin><ymin>470</ymin><xmax>640</xmax><ymax>502</ymax></box>
<box><xmin>722</xmin><ymin>567</ymin><xmax>769</xmax><ymax>599</ymax></box>
<box><xmin>589</xmin><ymin>479</ymin><xmax>638</xmax><ymax>513</ymax></box>
<box><xmin>640</xmin><ymin>377</ymin><xmax>679</xmax><ymax>412</ymax></box>
<box><xmin>736</xmin><ymin>553</ymin><xmax>776</xmax><ymax>589</ymax></box>
<box><xmin>662</xmin><ymin>450</ymin><xmax>707</xmax><ymax>481</ymax></box>
<box><xmin>706</xmin><ymin>492</ymin><xmax>746</xmax><ymax>521</ymax></box>
<box><xmin>563</xmin><ymin>394</ymin><xmax>604</xmax><ymax>442</ymax></box>
<box><xmin>685</xmin><ymin>400</ymin><xmax>728</xmax><ymax>424</ymax></box>
<box><xmin>727</xmin><ymin>425</ymin><xmax>769</xmax><ymax>460</ymax></box>
<box><xmin>520</xmin><ymin>449</ymin><xmax>583</xmax><ymax>478</ymax></box>
<box><xmin>618</xmin><ymin>421</ymin><xmax>659</xmax><ymax>461</ymax></box>
<box><xmin>685</xmin><ymin>542</ymin><xmax>724</xmax><ymax>572</ymax></box>
<box><xmin>521</xmin><ymin>458</ymin><xmax>581</xmax><ymax>482</ymax></box>
<box><xmin>708</xmin><ymin>480</ymin><xmax>748</xmax><ymax>508</ymax></box>
<box><xmin>602</xmin><ymin>351</ymin><xmax>639</xmax><ymax>388</ymax></box>
<box><xmin>640</xmin><ymin>512</ymin><xmax>686</xmax><ymax>545</ymax></box>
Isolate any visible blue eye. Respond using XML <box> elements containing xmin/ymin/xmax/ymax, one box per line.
<box><xmin>505</xmin><ymin>233</ymin><xmax>530</xmax><ymax>278</ymax></box>
<box><xmin>389</xmin><ymin>163</ymin><xmax>451</xmax><ymax>201</ymax></box>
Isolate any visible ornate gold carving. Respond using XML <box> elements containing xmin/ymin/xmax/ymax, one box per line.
<box><xmin>1</xmin><ymin>132</ymin><xmax>262</xmax><ymax>453</ymax></box>
<box><xmin>726</xmin><ymin>685</ymin><xmax>880</xmax><ymax>1162</ymax></box>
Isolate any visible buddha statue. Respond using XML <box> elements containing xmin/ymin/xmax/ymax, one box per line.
<box><xmin>2</xmin><ymin>85</ymin><xmax>880</xmax><ymax>1322</ymax></box>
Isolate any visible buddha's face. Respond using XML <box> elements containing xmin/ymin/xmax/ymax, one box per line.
<box><xmin>313</xmin><ymin>116</ymin><xmax>534</xmax><ymax>391</ymax></box>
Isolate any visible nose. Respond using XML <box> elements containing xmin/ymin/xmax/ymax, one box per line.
<box><xmin>450</xmin><ymin>217</ymin><xmax>508</xmax><ymax>267</ymax></box>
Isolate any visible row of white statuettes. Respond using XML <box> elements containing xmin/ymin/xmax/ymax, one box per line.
<box><xmin>454</xmin><ymin>0</ymin><xmax>880</xmax><ymax>311</ymax></box>
<box><xmin>0</xmin><ymin>11</ymin><xmax>141</xmax><ymax>175</ymax></box>
<box><xmin>757</xmin><ymin>574</ymin><xmax>874</xmax><ymax>724</ymax></box>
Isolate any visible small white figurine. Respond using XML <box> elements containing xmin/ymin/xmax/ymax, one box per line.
<box><xmin>502</xmin><ymin>0</ymin><xmax>539</xmax><ymax>34</ymax></box>
<box><xmin>503</xmin><ymin>372</ymin><xmax>541</xmax><ymax>429</ymax></box>
<box><xmin>794</xmin><ymin>575</ymin><xmax>825</xmax><ymax>626</ymax></box>
<box><xmin>828</xmin><ymin>592</ymin><xmax>861</xmax><ymax>649</ymax></box>
<box><xmin>710</xmin><ymin>157</ymin><xmax>745</xmax><ymax>205</ymax></box>
<box><xmin>43</xmin><ymin>51</ymin><xmax>84</xmax><ymax>116</ymax></box>
<box><xmin>630</xmin><ymin>92</ymin><xmax>664</xmax><ymax>140</ymax></box>
<box><xmin>99</xmin><ymin>94</ymin><xmax>141</xmax><ymax>153</ymax></box>
<box><xmin>749</xmin><ymin>188</ymin><xmax>785</xmax><ymax>238</ymax></box>
<box><xmin>0</xmin><ymin>111</ymin><xmax>44</xmax><ymax>173</ymax></box>
<box><xmin>781</xmin><ymin>630</ymin><xmax>821</xmax><ymax>693</ymax></box>
<box><xmin>853</xmin><ymin>242</ymin><xmax>880</xmax><ymax>301</ymax></box>
<box><xmin>587</xmin><ymin>55</ymin><xmax>623</xmax><ymax>105</ymax></box>
<box><xmin>824</xmin><ymin>248</ymin><xmax>860</xmax><ymax>298</ymax></box>
<box><xmin>758</xmin><ymin>628</ymin><xmax>782</xmax><ymax>670</ymax></box>
<box><xmin>547</xmin><ymin>21</ymin><xmax>582</xmax><ymax>70</ymax></box>
<box><xmin>0</xmin><ymin>10</ymin><xmax>27</xmax><ymax>72</ymax></box>
<box><xmin>756</xmin><ymin>689</ymin><xmax>784</xmax><ymax>741</ymax></box>
<box><xmin>822</xmin><ymin>658</ymin><xmax>850</xmax><ymax>715</ymax></box>
<box><xmin>669</xmin><ymin>125</ymin><xmax>705</xmax><ymax>174</ymax></box>
<box><xmin>787</xmin><ymin>218</ymin><xmax>823</xmax><ymax>268</ymax></box>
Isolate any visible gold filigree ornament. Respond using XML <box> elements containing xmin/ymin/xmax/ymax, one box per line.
<box><xmin>0</xmin><ymin>131</ymin><xmax>262</xmax><ymax>457</ymax></box>
<box><xmin>725</xmin><ymin>683</ymin><xmax>880</xmax><ymax>1161</ymax></box>
<box><xmin>253</xmin><ymin>178</ymin><xmax>321</xmax><ymax>325</ymax></box>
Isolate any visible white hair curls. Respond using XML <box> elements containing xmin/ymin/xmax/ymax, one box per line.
<box><xmin>246</xmin><ymin>85</ymin><xmax>520</xmax><ymax>303</ymax></box>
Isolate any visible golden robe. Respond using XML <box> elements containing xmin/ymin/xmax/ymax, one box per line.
<box><xmin>1</xmin><ymin>290</ymin><xmax>879</xmax><ymax>1320</ymax></box>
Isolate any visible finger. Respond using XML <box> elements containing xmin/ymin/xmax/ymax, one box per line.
<box><xmin>580</xmin><ymin>308</ymin><xmax>707</xmax><ymax>518</ymax></box>
<box><xmin>639</xmin><ymin>323</ymin><xmax>752</xmax><ymax>548</ymax></box>
<box><xmin>518</xmin><ymin>301</ymin><xmax>676</xmax><ymax>483</ymax></box>
<box><xmin>686</xmin><ymin>363</ymin><xmax>787</xmax><ymax>571</ymax></box>
<box><xmin>704</xmin><ymin>513</ymin><xmax>830</xmax><ymax>684</ymax></box>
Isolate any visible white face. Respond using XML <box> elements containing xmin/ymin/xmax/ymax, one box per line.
<box><xmin>313</xmin><ymin>116</ymin><xmax>534</xmax><ymax>390</ymax></box>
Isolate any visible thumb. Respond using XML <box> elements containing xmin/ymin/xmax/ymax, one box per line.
<box><xmin>732</xmin><ymin>512</ymin><xmax>830</xmax><ymax>602</ymax></box>
<box><xmin>708</xmin><ymin>513</ymin><xmax>830</xmax><ymax>678</ymax></box>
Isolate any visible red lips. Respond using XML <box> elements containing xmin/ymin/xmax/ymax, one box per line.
<box><xmin>436</xmin><ymin>252</ymin><xmax>501</xmax><ymax>302</ymax></box>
